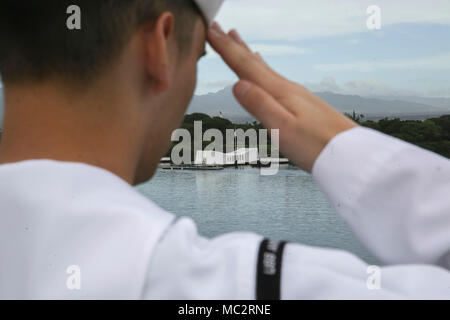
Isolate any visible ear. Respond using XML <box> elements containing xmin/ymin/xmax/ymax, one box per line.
<box><xmin>143</xmin><ymin>12</ymin><xmax>176</xmax><ymax>92</ymax></box>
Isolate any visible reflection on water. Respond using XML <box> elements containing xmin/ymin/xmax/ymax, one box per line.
<box><xmin>136</xmin><ymin>166</ymin><xmax>378</xmax><ymax>264</ymax></box>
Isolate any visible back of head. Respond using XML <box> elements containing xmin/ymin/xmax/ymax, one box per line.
<box><xmin>0</xmin><ymin>1</ymin><xmax>207</xmax><ymax>184</ymax></box>
<box><xmin>0</xmin><ymin>0</ymin><xmax>201</xmax><ymax>86</ymax></box>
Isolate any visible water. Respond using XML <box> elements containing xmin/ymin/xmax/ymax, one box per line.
<box><xmin>136</xmin><ymin>166</ymin><xmax>379</xmax><ymax>264</ymax></box>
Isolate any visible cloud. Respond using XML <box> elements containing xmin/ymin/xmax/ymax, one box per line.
<box><xmin>250</xmin><ymin>44</ymin><xmax>312</xmax><ymax>56</ymax></box>
<box><xmin>304</xmin><ymin>77</ymin><xmax>420</xmax><ymax>97</ymax></box>
<box><xmin>195</xmin><ymin>77</ymin><xmax>450</xmax><ymax>98</ymax></box>
<box><xmin>196</xmin><ymin>77</ymin><xmax>422</xmax><ymax>97</ymax></box>
<box><xmin>315</xmin><ymin>53</ymin><xmax>450</xmax><ymax>72</ymax></box>
<box><xmin>196</xmin><ymin>80</ymin><xmax>236</xmax><ymax>94</ymax></box>
<box><xmin>205</xmin><ymin>43</ymin><xmax>311</xmax><ymax>59</ymax></box>
<box><xmin>305</xmin><ymin>77</ymin><xmax>342</xmax><ymax>93</ymax></box>
<box><xmin>218</xmin><ymin>0</ymin><xmax>450</xmax><ymax>41</ymax></box>
<box><xmin>427</xmin><ymin>87</ymin><xmax>450</xmax><ymax>98</ymax></box>
<box><xmin>346</xmin><ymin>39</ymin><xmax>360</xmax><ymax>45</ymax></box>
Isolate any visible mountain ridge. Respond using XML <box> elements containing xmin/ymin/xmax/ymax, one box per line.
<box><xmin>188</xmin><ymin>86</ymin><xmax>450</xmax><ymax>122</ymax></box>
<box><xmin>2</xmin><ymin>86</ymin><xmax>450</xmax><ymax>129</ymax></box>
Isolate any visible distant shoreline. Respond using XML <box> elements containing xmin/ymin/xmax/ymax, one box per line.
<box><xmin>224</xmin><ymin>111</ymin><xmax>450</xmax><ymax>125</ymax></box>
<box><xmin>171</xmin><ymin>113</ymin><xmax>450</xmax><ymax>160</ymax></box>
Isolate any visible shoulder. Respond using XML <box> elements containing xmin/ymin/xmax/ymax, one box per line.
<box><xmin>0</xmin><ymin>160</ymin><xmax>176</xmax><ymax>299</ymax></box>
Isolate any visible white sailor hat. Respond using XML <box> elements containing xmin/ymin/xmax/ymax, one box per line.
<box><xmin>193</xmin><ymin>0</ymin><xmax>224</xmax><ymax>26</ymax></box>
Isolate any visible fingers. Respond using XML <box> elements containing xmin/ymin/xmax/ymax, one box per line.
<box><xmin>227</xmin><ymin>30</ymin><xmax>266</xmax><ymax>66</ymax></box>
<box><xmin>228</xmin><ymin>29</ymin><xmax>276</xmax><ymax>75</ymax></box>
<box><xmin>254</xmin><ymin>52</ymin><xmax>275</xmax><ymax>73</ymax></box>
<box><xmin>228</xmin><ymin>29</ymin><xmax>251</xmax><ymax>51</ymax></box>
<box><xmin>255</xmin><ymin>52</ymin><xmax>264</xmax><ymax>62</ymax></box>
<box><xmin>233</xmin><ymin>80</ymin><xmax>295</xmax><ymax>130</ymax></box>
<box><xmin>208</xmin><ymin>23</ymin><xmax>289</xmax><ymax>99</ymax></box>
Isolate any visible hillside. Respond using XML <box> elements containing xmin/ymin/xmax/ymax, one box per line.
<box><xmin>188</xmin><ymin>86</ymin><xmax>450</xmax><ymax>123</ymax></box>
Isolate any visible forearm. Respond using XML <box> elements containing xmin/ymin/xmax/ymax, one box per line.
<box><xmin>144</xmin><ymin>218</ymin><xmax>450</xmax><ymax>300</ymax></box>
<box><xmin>313</xmin><ymin>127</ymin><xmax>450</xmax><ymax>268</ymax></box>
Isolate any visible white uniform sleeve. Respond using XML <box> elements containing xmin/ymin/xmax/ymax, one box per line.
<box><xmin>312</xmin><ymin>127</ymin><xmax>450</xmax><ymax>269</ymax></box>
<box><xmin>142</xmin><ymin>218</ymin><xmax>450</xmax><ymax>299</ymax></box>
<box><xmin>142</xmin><ymin>218</ymin><xmax>263</xmax><ymax>300</ymax></box>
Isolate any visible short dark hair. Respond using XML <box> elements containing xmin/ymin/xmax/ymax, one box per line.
<box><xmin>0</xmin><ymin>0</ymin><xmax>201</xmax><ymax>85</ymax></box>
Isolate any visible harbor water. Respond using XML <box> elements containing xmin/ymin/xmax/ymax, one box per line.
<box><xmin>136</xmin><ymin>166</ymin><xmax>379</xmax><ymax>264</ymax></box>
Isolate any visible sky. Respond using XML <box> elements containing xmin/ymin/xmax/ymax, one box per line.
<box><xmin>196</xmin><ymin>0</ymin><xmax>450</xmax><ymax>97</ymax></box>
<box><xmin>1</xmin><ymin>1</ymin><xmax>449</xmax><ymax>99</ymax></box>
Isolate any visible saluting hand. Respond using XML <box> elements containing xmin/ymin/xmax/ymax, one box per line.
<box><xmin>207</xmin><ymin>23</ymin><xmax>358</xmax><ymax>173</ymax></box>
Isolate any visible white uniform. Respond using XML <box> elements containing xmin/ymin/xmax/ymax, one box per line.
<box><xmin>0</xmin><ymin>127</ymin><xmax>449</xmax><ymax>299</ymax></box>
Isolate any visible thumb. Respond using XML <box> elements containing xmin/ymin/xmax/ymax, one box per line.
<box><xmin>233</xmin><ymin>80</ymin><xmax>293</xmax><ymax>130</ymax></box>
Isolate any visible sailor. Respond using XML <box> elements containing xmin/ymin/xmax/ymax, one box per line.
<box><xmin>0</xmin><ymin>1</ymin><xmax>449</xmax><ymax>299</ymax></box>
